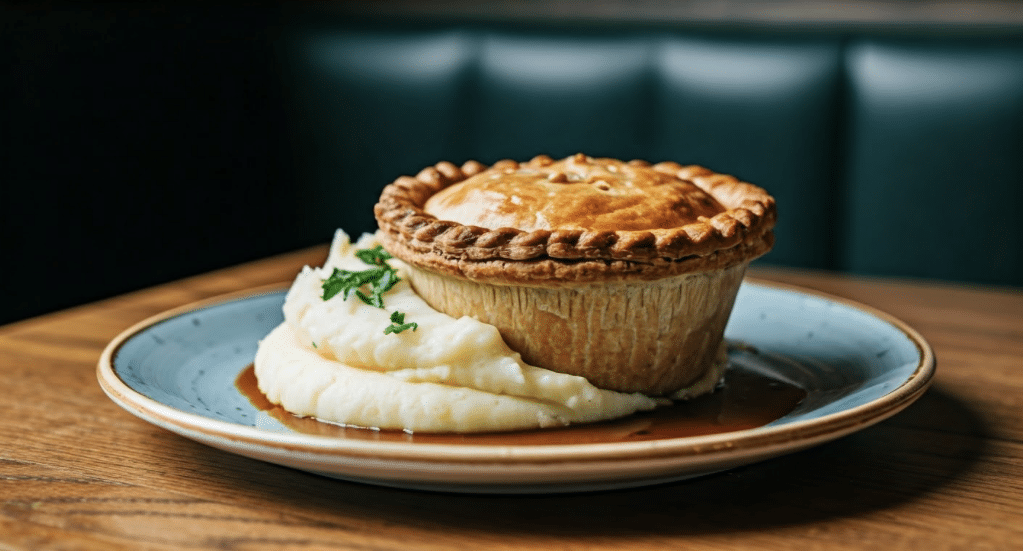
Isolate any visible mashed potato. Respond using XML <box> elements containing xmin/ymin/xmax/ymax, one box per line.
<box><xmin>254</xmin><ymin>230</ymin><xmax>660</xmax><ymax>433</ymax></box>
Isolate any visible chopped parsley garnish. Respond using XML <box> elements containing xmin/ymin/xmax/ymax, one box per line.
<box><xmin>384</xmin><ymin>311</ymin><xmax>418</xmax><ymax>335</ymax></box>
<box><xmin>320</xmin><ymin>246</ymin><xmax>418</xmax><ymax>334</ymax></box>
<box><xmin>354</xmin><ymin>244</ymin><xmax>392</xmax><ymax>266</ymax></box>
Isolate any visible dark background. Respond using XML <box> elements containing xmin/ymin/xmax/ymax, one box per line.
<box><xmin>1</xmin><ymin>2</ymin><xmax>1021</xmax><ymax>326</ymax></box>
<box><xmin>3</xmin><ymin>3</ymin><xmax>297</xmax><ymax>324</ymax></box>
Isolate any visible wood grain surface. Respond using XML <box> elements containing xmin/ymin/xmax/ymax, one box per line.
<box><xmin>1</xmin><ymin>247</ymin><xmax>1021</xmax><ymax>550</ymax></box>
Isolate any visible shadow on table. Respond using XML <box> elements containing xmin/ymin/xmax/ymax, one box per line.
<box><xmin>192</xmin><ymin>383</ymin><xmax>987</xmax><ymax>538</ymax></box>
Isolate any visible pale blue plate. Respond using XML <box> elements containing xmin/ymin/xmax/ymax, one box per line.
<box><xmin>98</xmin><ymin>281</ymin><xmax>934</xmax><ymax>493</ymax></box>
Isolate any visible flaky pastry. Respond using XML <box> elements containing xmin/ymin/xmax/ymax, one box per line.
<box><xmin>374</xmin><ymin>153</ymin><xmax>775</xmax><ymax>285</ymax></box>
<box><xmin>373</xmin><ymin>153</ymin><xmax>776</xmax><ymax>395</ymax></box>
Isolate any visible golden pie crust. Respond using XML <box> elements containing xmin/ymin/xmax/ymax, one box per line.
<box><xmin>375</xmin><ymin>153</ymin><xmax>775</xmax><ymax>285</ymax></box>
<box><xmin>373</xmin><ymin>154</ymin><xmax>776</xmax><ymax>396</ymax></box>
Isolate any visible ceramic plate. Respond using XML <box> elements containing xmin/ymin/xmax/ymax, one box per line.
<box><xmin>97</xmin><ymin>281</ymin><xmax>934</xmax><ymax>494</ymax></box>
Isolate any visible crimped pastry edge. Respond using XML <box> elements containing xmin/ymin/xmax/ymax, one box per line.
<box><xmin>373</xmin><ymin>155</ymin><xmax>776</xmax><ymax>284</ymax></box>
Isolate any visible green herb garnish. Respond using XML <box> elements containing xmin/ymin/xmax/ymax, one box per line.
<box><xmin>320</xmin><ymin>246</ymin><xmax>418</xmax><ymax>334</ymax></box>
<box><xmin>354</xmin><ymin>244</ymin><xmax>393</xmax><ymax>266</ymax></box>
<box><xmin>384</xmin><ymin>311</ymin><xmax>418</xmax><ymax>335</ymax></box>
<box><xmin>321</xmin><ymin>267</ymin><xmax>390</xmax><ymax>304</ymax></box>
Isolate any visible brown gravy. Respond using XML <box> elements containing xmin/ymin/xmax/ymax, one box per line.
<box><xmin>236</xmin><ymin>364</ymin><xmax>805</xmax><ymax>445</ymax></box>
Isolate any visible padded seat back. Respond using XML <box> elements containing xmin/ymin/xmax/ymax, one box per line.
<box><xmin>284</xmin><ymin>17</ymin><xmax>1021</xmax><ymax>285</ymax></box>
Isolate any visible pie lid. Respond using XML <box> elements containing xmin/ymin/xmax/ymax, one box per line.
<box><xmin>374</xmin><ymin>154</ymin><xmax>776</xmax><ymax>285</ymax></box>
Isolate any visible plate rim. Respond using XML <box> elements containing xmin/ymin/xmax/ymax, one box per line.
<box><xmin>96</xmin><ymin>278</ymin><xmax>935</xmax><ymax>465</ymax></box>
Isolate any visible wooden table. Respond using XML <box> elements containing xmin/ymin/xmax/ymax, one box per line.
<box><xmin>1</xmin><ymin>246</ymin><xmax>1021</xmax><ymax>550</ymax></box>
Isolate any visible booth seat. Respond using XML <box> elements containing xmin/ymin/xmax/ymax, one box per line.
<box><xmin>1</xmin><ymin>6</ymin><xmax>1019</xmax><ymax>326</ymax></box>
<box><xmin>282</xmin><ymin>16</ymin><xmax>1022</xmax><ymax>285</ymax></box>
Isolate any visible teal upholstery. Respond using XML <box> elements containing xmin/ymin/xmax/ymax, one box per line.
<box><xmin>841</xmin><ymin>39</ymin><xmax>1022</xmax><ymax>283</ymax></box>
<box><xmin>1</xmin><ymin>5</ymin><xmax>1019</xmax><ymax>326</ymax></box>
<box><xmin>283</xmin><ymin>20</ymin><xmax>1021</xmax><ymax>284</ymax></box>
<box><xmin>646</xmin><ymin>36</ymin><xmax>842</xmax><ymax>270</ymax></box>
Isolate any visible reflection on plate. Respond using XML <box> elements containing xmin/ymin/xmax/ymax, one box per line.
<box><xmin>97</xmin><ymin>281</ymin><xmax>934</xmax><ymax>494</ymax></box>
